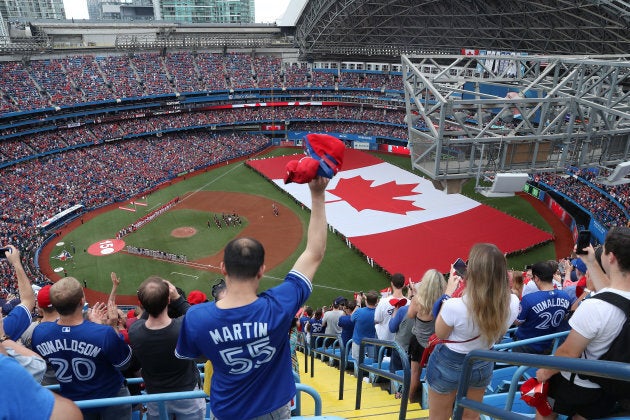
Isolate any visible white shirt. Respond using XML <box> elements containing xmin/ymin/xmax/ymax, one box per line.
<box><xmin>374</xmin><ymin>296</ymin><xmax>408</xmax><ymax>341</ymax></box>
<box><xmin>521</xmin><ymin>279</ymin><xmax>539</xmax><ymax>297</ymax></box>
<box><xmin>440</xmin><ymin>294</ymin><xmax>520</xmax><ymax>353</ymax></box>
<box><xmin>562</xmin><ymin>288</ymin><xmax>630</xmax><ymax>388</ymax></box>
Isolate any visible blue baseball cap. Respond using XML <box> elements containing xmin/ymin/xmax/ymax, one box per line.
<box><xmin>571</xmin><ymin>258</ymin><xmax>587</xmax><ymax>274</ymax></box>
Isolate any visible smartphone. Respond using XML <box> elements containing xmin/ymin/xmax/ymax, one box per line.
<box><xmin>576</xmin><ymin>230</ymin><xmax>591</xmax><ymax>255</ymax></box>
<box><xmin>0</xmin><ymin>247</ymin><xmax>9</xmax><ymax>259</ymax></box>
<box><xmin>453</xmin><ymin>258</ymin><xmax>467</xmax><ymax>277</ymax></box>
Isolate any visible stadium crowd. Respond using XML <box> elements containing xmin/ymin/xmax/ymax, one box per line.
<box><xmin>0</xmin><ymin>52</ymin><xmax>404</xmax><ymax>114</ymax></box>
<box><xmin>2</xmin><ymin>217</ymin><xmax>628</xmax><ymax>419</ymax></box>
<box><xmin>0</xmin><ymin>106</ymin><xmax>407</xmax><ymax>163</ymax></box>
<box><xmin>533</xmin><ymin>172</ymin><xmax>629</xmax><ymax>228</ymax></box>
<box><xmin>0</xmin><ymin>132</ymin><xmax>268</xmax><ymax>293</ymax></box>
<box><xmin>0</xmin><ymin>49</ymin><xmax>628</xmax><ymax>420</ymax></box>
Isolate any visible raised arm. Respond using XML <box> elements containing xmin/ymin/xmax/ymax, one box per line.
<box><xmin>580</xmin><ymin>245</ymin><xmax>610</xmax><ymax>291</ymax></box>
<box><xmin>292</xmin><ymin>176</ymin><xmax>329</xmax><ymax>282</ymax></box>
<box><xmin>5</xmin><ymin>245</ymin><xmax>35</xmax><ymax>312</ymax></box>
<box><xmin>109</xmin><ymin>272</ymin><xmax>120</xmax><ymax>306</ymax></box>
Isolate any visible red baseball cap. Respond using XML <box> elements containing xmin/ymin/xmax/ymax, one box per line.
<box><xmin>304</xmin><ymin>133</ymin><xmax>345</xmax><ymax>178</ymax></box>
<box><xmin>520</xmin><ymin>378</ymin><xmax>552</xmax><ymax>416</ymax></box>
<box><xmin>284</xmin><ymin>156</ymin><xmax>320</xmax><ymax>184</ymax></box>
<box><xmin>37</xmin><ymin>285</ymin><xmax>53</xmax><ymax>308</ymax></box>
<box><xmin>187</xmin><ymin>290</ymin><xmax>207</xmax><ymax>305</ymax></box>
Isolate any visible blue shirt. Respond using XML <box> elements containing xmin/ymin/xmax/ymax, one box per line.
<box><xmin>515</xmin><ymin>289</ymin><xmax>571</xmax><ymax>352</ymax></box>
<box><xmin>308</xmin><ymin>317</ymin><xmax>323</xmax><ymax>334</ymax></box>
<box><xmin>351</xmin><ymin>306</ymin><xmax>376</xmax><ymax>345</ymax></box>
<box><xmin>338</xmin><ymin>315</ymin><xmax>354</xmax><ymax>346</ymax></box>
<box><xmin>176</xmin><ymin>270</ymin><xmax>312</xmax><ymax>420</ymax></box>
<box><xmin>4</xmin><ymin>304</ymin><xmax>32</xmax><ymax>340</ymax></box>
<box><xmin>32</xmin><ymin>320</ymin><xmax>132</xmax><ymax>400</ymax></box>
<box><xmin>0</xmin><ymin>354</ymin><xmax>55</xmax><ymax>419</ymax></box>
<box><xmin>389</xmin><ymin>305</ymin><xmax>409</xmax><ymax>333</ymax></box>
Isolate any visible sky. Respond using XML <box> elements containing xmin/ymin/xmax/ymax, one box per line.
<box><xmin>62</xmin><ymin>0</ymin><xmax>291</xmax><ymax>23</ymax></box>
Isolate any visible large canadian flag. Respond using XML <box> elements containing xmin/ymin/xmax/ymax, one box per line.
<box><xmin>248</xmin><ymin>149</ymin><xmax>552</xmax><ymax>280</ymax></box>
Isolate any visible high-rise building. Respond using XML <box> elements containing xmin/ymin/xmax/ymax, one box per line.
<box><xmin>0</xmin><ymin>0</ymin><xmax>65</xmax><ymax>20</ymax></box>
<box><xmin>158</xmin><ymin>0</ymin><xmax>255</xmax><ymax>24</ymax></box>
<box><xmin>84</xmin><ymin>0</ymin><xmax>255</xmax><ymax>23</ymax></box>
<box><xmin>87</xmin><ymin>0</ymin><xmax>155</xmax><ymax>21</ymax></box>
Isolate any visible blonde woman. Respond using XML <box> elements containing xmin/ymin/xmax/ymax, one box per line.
<box><xmin>406</xmin><ymin>269</ymin><xmax>446</xmax><ymax>403</ymax></box>
<box><xmin>427</xmin><ymin>243</ymin><xmax>519</xmax><ymax>420</ymax></box>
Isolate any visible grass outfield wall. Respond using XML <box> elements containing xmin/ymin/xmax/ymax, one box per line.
<box><xmin>45</xmin><ymin>147</ymin><xmax>557</xmax><ymax>310</ymax></box>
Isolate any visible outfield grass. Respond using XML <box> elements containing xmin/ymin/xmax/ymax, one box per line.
<box><xmin>50</xmin><ymin>147</ymin><xmax>557</xmax><ymax>309</ymax></box>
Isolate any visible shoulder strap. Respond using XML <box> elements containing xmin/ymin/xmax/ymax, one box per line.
<box><xmin>590</xmin><ymin>292</ymin><xmax>630</xmax><ymax>316</ymax></box>
<box><xmin>442</xmin><ymin>335</ymin><xmax>480</xmax><ymax>344</ymax></box>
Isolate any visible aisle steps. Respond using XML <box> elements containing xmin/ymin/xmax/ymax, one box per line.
<box><xmin>297</xmin><ymin>357</ymin><xmax>429</xmax><ymax>419</ymax></box>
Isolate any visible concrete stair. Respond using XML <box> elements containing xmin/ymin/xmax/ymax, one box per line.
<box><xmin>297</xmin><ymin>356</ymin><xmax>428</xmax><ymax>419</ymax></box>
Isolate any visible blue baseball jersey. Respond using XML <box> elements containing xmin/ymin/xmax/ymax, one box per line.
<box><xmin>0</xmin><ymin>354</ymin><xmax>54</xmax><ymax>419</ymax></box>
<box><xmin>32</xmin><ymin>320</ymin><xmax>132</xmax><ymax>401</ymax></box>
<box><xmin>515</xmin><ymin>289</ymin><xmax>571</xmax><ymax>352</ymax></box>
<box><xmin>308</xmin><ymin>317</ymin><xmax>323</xmax><ymax>334</ymax></box>
<box><xmin>176</xmin><ymin>270</ymin><xmax>312</xmax><ymax>420</ymax></box>
<box><xmin>351</xmin><ymin>307</ymin><xmax>376</xmax><ymax>344</ymax></box>
<box><xmin>4</xmin><ymin>304</ymin><xmax>32</xmax><ymax>340</ymax></box>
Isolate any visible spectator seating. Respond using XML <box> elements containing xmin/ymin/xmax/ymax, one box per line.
<box><xmin>453</xmin><ymin>350</ymin><xmax>630</xmax><ymax>420</ymax></box>
<box><xmin>534</xmin><ymin>172</ymin><xmax>628</xmax><ymax>228</ymax></box>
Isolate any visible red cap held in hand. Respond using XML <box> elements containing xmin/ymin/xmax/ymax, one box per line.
<box><xmin>284</xmin><ymin>156</ymin><xmax>320</xmax><ymax>184</ymax></box>
<box><xmin>520</xmin><ymin>378</ymin><xmax>552</xmax><ymax>416</ymax></box>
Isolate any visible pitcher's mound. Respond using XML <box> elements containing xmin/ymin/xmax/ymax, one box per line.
<box><xmin>172</xmin><ymin>227</ymin><xmax>197</xmax><ymax>238</ymax></box>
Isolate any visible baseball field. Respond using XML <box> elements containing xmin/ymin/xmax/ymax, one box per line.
<box><xmin>39</xmin><ymin>147</ymin><xmax>565</xmax><ymax>309</ymax></box>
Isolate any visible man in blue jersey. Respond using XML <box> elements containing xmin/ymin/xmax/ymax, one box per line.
<box><xmin>176</xmin><ymin>176</ymin><xmax>329</xmax><ymax>420</ymax></box>
<box><xmin>0</xmin><ymin>352</ymin><xmax>82</xmax><ymax>420</ymax></box>
<box><xmin>2</xmin><ymin>245</ymin><xmax>35</xmax><ymax>340</ymax></box>
<box><xmin>32</xmin><ymin>277</ymin><xmax>133</xmax><ymax>420</ymax></box>
<box><xmin>513</xmin><ymin>261</ymin><xmax>572</xmax><ymax>354</ymax></box>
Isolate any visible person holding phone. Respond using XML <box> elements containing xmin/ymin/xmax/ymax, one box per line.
<box><xmin>426</xmin><ymin>244</ymin><xmax>519</xmax><ymax>420</ymax></box>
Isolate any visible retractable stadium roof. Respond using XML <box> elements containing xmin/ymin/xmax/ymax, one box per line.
<box><xmin>294</xmin><ymin>0</ymin><xmax>630</xmax><ymax>60</ymax></box>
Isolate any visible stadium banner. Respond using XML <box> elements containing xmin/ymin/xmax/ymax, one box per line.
<box><xmin>541</xmin><ymin>192</ymin><xmax>576</xmax><ymax>230</ymax></box>
<box><xmin>588</xmin><ymin>218</ymin><xmax>607</xmax><ymax>244</ymax></box>
<box><xmin>262</xmin><ymin>124</ymin><xmax>285</xmax><ymax>131</ymax></box>
<box><xmin>200</xmin><ymin>101</ymin><xmax>353</xmax><ymax>111</ymax></box>
<box><xmin>37</xmin><ymin>204</ymin><xmax>84</xmax><ymax>229</ymax></box>
<box><xmin>248</xmin><ymin>150</ymin><xmax>552</xmax><ymax>279</ymax></box>
<box><xmin>352</xmin><ymin>141</ymin><xmax>371</xmax><ymax>150</ymax></box>
<box><xmin>287</xmin><ymin>131</ymin><xmax>376</xmax><ymax>143</ymax></box>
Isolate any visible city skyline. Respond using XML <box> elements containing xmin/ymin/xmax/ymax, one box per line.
<box><xmin>63</xmin><ymin>0</ymin><xmax>290</xmax><ymax>23</ymax></box>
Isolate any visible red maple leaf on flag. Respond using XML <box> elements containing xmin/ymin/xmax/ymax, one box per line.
<box><xmin>327</xmin><ymin>176</ymin><xmax>423</xmax><ymax>214</ymax></box>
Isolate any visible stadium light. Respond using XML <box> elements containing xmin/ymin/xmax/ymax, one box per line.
<box><xmin>600</xmin><ymin>161</ymin><xmax>630</xmax><ymax>186</ymax></box>
<box><xmin>478</xmin><ymin>173</ymin><xmax>529</xmax><ymax>198</ymax></box>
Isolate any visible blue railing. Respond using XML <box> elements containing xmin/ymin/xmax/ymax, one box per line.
<box><xmin>310</xmin><ymin>333</ymin><xmax>347</xmax><ymax>400</ymax></box>
<box><xmin>493</xmin><ymin>330</ymin><xmax>569</xmax><ymax>354</ymax></box>
<box><xmin>453</xmin><ymin>350</ymin><xmax>630</xmax><ymax>420</ymax></box>
<box><xmin>47</xmin><ymin>366</ymin><xmax>322</xmax><ymax>418</ymax></box>
<box><xmin>354</xmin><ymin>337</ymin><xmax>411</xmax><ymax>420</ymax></box>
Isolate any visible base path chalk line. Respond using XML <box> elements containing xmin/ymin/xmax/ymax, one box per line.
<box><xmin>170</xmin><ymin>272</ymin><xmax>199</xmax><ymax>279</ymax></box>
<box><xmin>262</xmin><ymin>274</ymin><xmax>355</xmax><ymax>294</ymax></box>
<box><xmin>178</xmin><ymin>163</ymin><xmax>244</xmax><ymax>206</ymax></box>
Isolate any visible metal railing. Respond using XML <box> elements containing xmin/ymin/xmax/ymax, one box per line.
<box><xmin>309</xmin><ymin>333</ymin><xmax>347</xmax><ymax>400</ymax></box>
<box><xmin>453</xmin><ymin>350</ymin><xmax>630</xmax><ymax>420</ymax></box>
<box><xmin>47</xmin><ymin>373</ymin><xmax>322</xmax><ymax>418</ymax></box>
<box><xmin>354</xmin><ymin>337</ymin><xmax>411</xmax><ymax>420</ymax></box>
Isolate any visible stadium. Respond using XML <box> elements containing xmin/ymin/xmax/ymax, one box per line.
<box><xmin>0</xmin><ymin>0</ymin><xmax>629</xmax><ymax>419</ymax></box>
